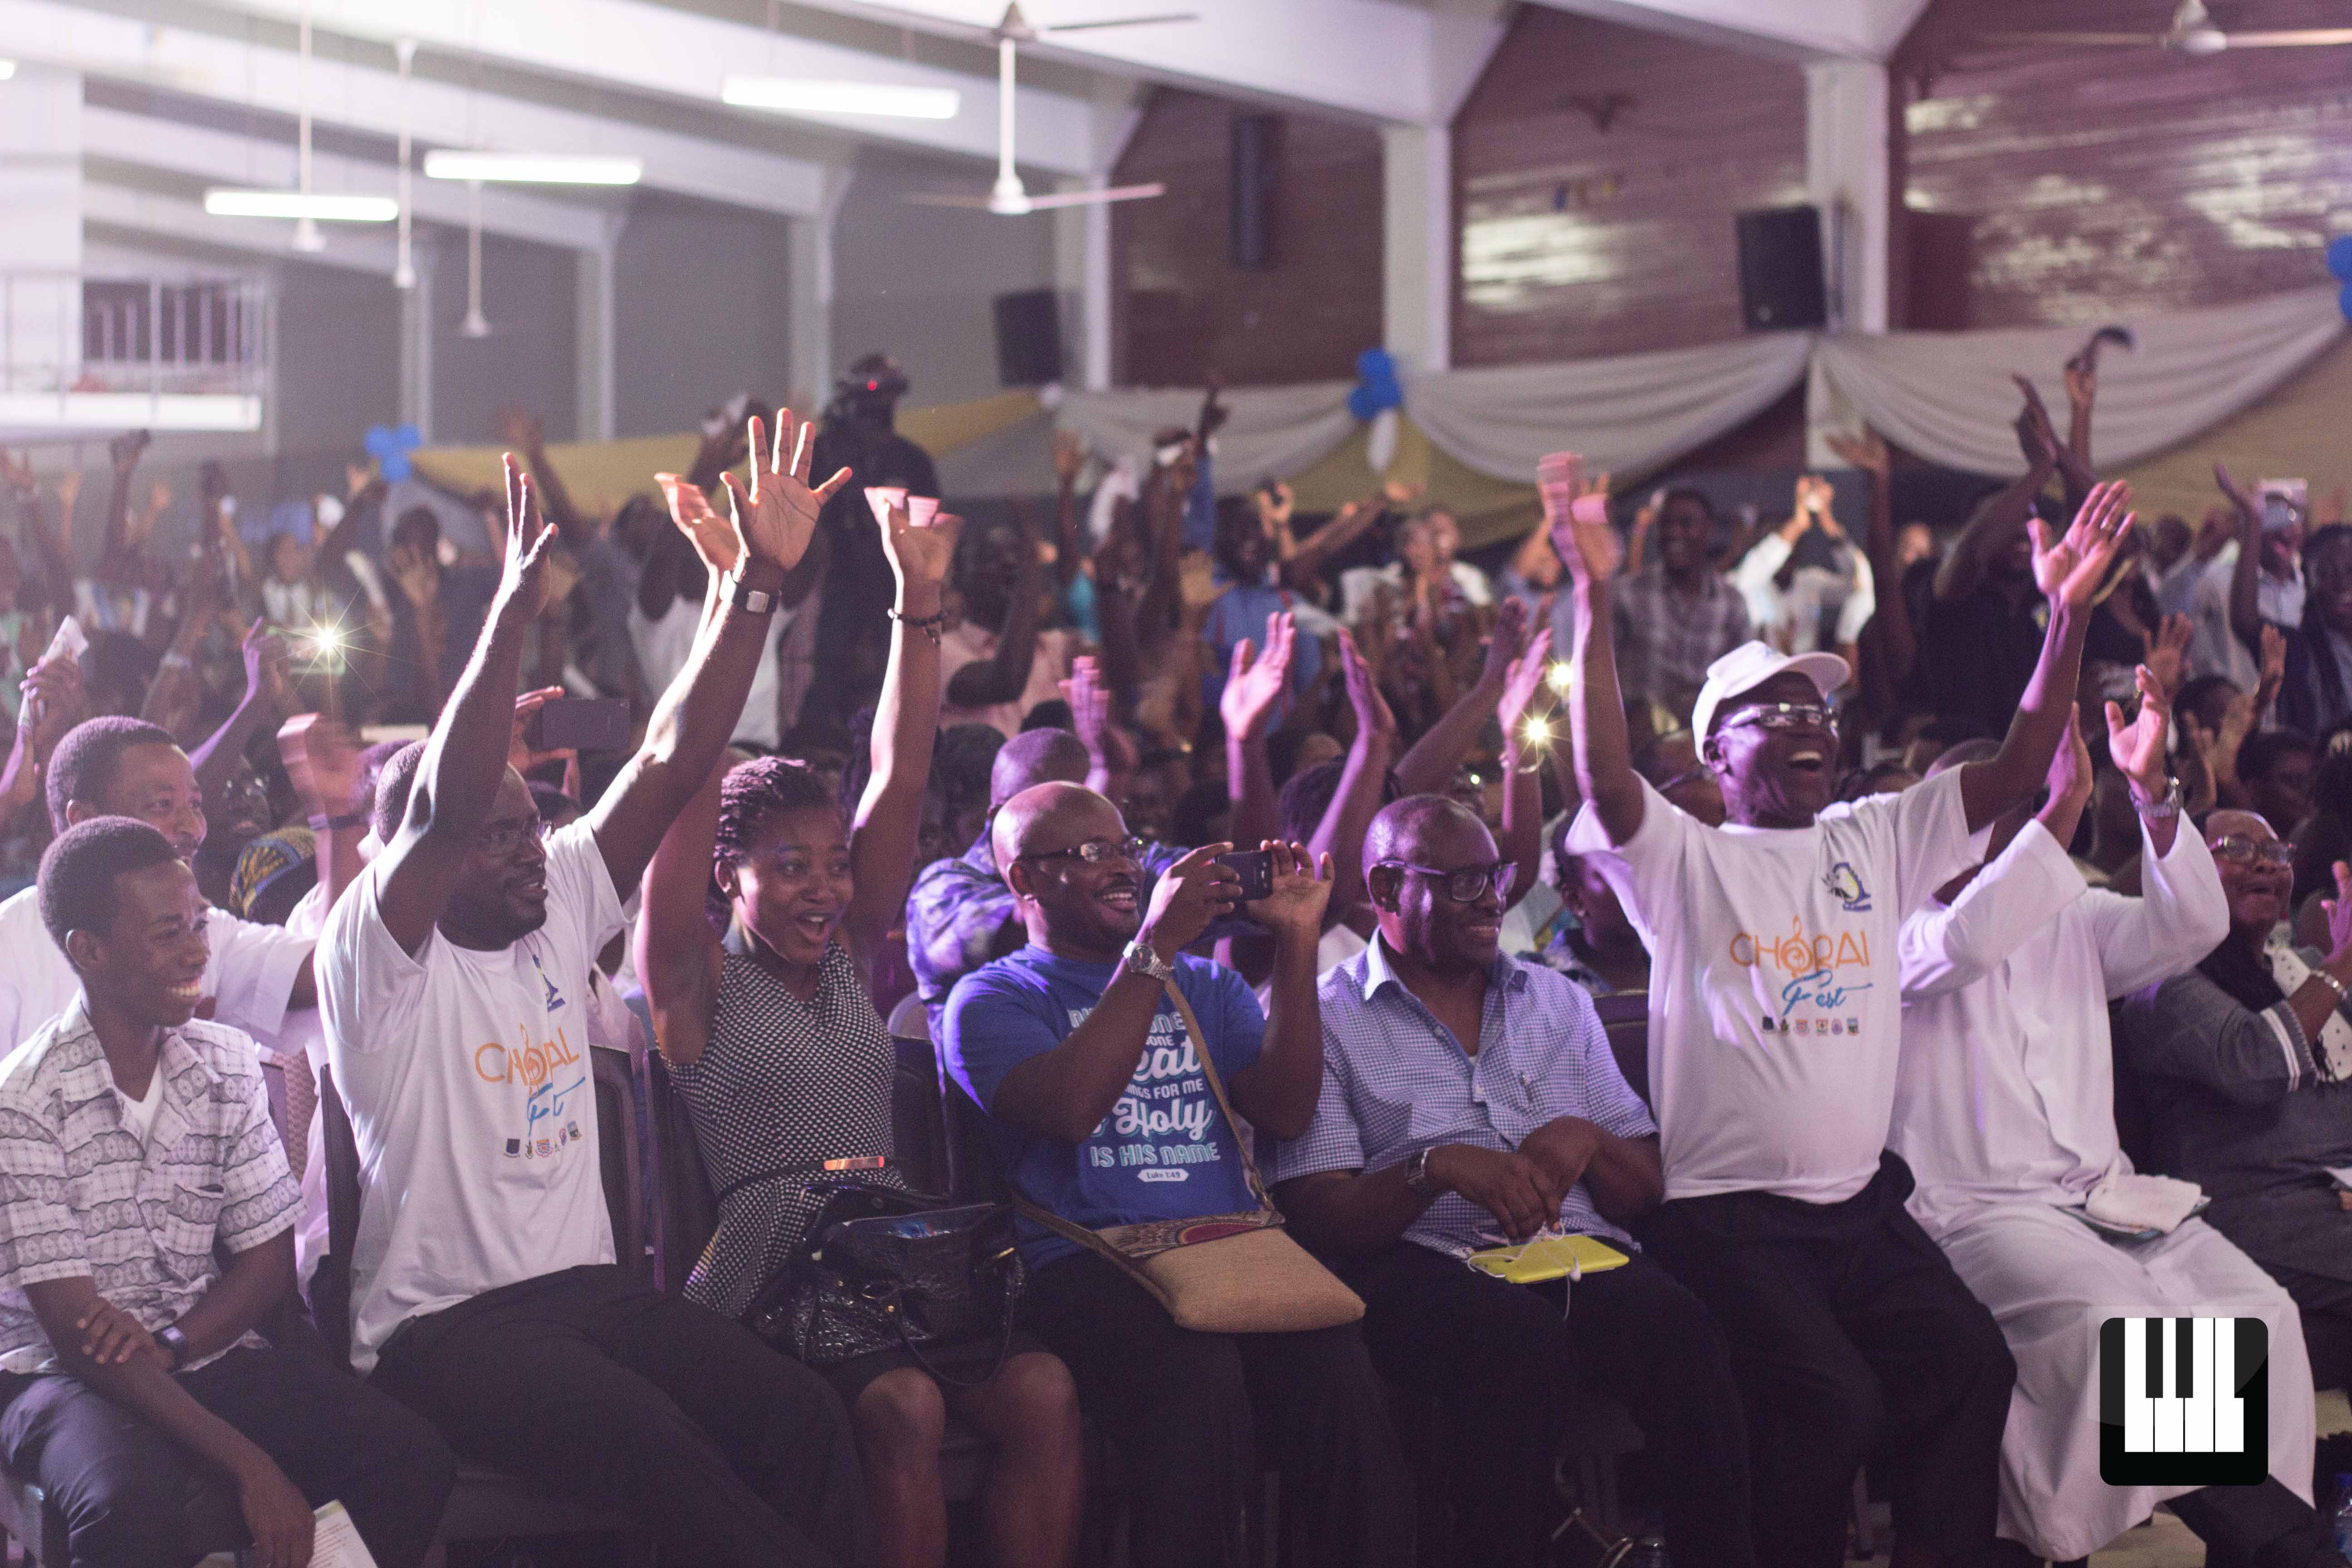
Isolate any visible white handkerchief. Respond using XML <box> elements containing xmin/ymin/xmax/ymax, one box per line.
<box><xmin>2084</xmin><ymin>1171</ymin><xmax>2205</xmax><ymax>1235</ymax></box>
<box><xmin>198</xmin><ymin>1501</ymin><xmax>379</xmax><ymax>1568</ymax></box>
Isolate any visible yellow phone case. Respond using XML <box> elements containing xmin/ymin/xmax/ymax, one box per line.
<box><xmin>1466</xmin><ymin>1234</ymin><xmax>1632</xmax><ymax>1284</ymax></box>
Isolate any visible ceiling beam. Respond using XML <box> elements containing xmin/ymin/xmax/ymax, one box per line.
<box><xmin>204</xmin><ymin>0</ymin><xmax>1101</xmax><ymax>175</ymax></box>
<box><xmin>81</xmin><ymin>104</ymin><xmax>619</xmax><ymax>254</ymax></box>
<box><xmin>1523</xmin><ymin>0</ymin><xmax>1888</xmax><ymax>61</ymax></box>
<box><xmin>0</xmin><ymin>0</ymin><xmax>829</xmax><ymax>216</ymax></box>
<box><xmin>84</xmin><ymin>179</ymin><xmax>401</xmax><ymax>273</ymax></box>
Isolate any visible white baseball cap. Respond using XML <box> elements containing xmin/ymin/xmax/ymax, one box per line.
<box><xmin>1690</xmin><ymin>641</ymin><xmax>1851</xmax><ymax>743</ymax></box>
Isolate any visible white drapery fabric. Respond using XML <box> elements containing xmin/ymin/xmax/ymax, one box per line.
<box><xmin>1401</xmin><ymin>334</ymin><xmax>1815</xmax><ymax>485</ymax></box>
<box><xmin>1055</xmin><ymin>382</ymin><xmax>1357</xmax><ymax>492</ymax></box>
<box><xmin>1815</xmin><ymin>284</ymin><xmax>2345</xmax><ymax>477</ymax></box>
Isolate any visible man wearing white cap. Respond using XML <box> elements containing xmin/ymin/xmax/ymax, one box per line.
<box><xmin>1553</xmin><ymin>445</ymin><xmax>2137</xmax><ymax>1568</ymax></box>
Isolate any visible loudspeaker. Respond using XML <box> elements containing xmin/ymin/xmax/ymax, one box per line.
<box><xmin>1735</xmin><ymin>205</ymin><xmax>1827</xmax><ymax>332</ymax></box>
<box><xmin>1229</xmin><ymin>113</ymin><xmax>1279</xmax><ymax>270</ymax></box>
<box><xmin>992</xmin><ymin>289</ymin><xmax>1063</xmax><ymax>387</ymax></box>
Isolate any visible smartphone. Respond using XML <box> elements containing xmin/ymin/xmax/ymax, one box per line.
<box><xmin>2259</xmin><ymin>478</ymin><xmax>2308</xmax><ymax>533</ymax></box>
<box><xmin>1215</xmin><ymin>848</ymin><xmax>1275</xmax><ymax>902</ymax></box>
<box><xmin>531</xmin><ymin>697</ymin><xmax>631</xmax><ymax>754</ymax></box>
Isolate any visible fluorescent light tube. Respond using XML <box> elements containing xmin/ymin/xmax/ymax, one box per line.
<box><xmin>721</xmin><ymin>77</ymin><xmax>960</xmax><ymax>119</ymax></box>
<box><xmin>204</xmin><ymin>190</ymin><xmax>400</xmax><ymax>221</ymax></box>
<box><xmin>421</xmin><ymin>152</ymin><xmax>642</xmax><ymax>185</ymax></box>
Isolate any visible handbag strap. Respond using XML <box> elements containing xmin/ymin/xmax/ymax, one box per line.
<box><xmin>714</xmin><ymin>1154</ymin><xmax>895</xmax><ymax>1208</ymax></box>
<box><xmin>1154</xmin><ymin>978</ymin><xmax>1274</xmax><ymax>1215</ymax></box>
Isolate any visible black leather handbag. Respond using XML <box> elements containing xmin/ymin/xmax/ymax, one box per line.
<box><xmin>736</xmin><ymin>1159</ymin><xmax>1026</xmax><ymax>1386</ymax></box>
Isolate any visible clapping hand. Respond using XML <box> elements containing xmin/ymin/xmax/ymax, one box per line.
<box><xmin>1826</xmin><ymin>426</ymin><xmax>1890</xmax><ymax>479</ymax></box>
<box><xmin>1499</xmin><ymin>621</ymin><xmax>1556</xmax><ymax>760</ymax></box>
<box><xmin>277</xmin><ymin>714</ymin><xmax>363</xmax><ymax>818</ymax></box>
<box><xmin>1337</xmin><ymin>628</ymin><xmax>1397</xmax><ymax>745</ymax></box>
<box><xmin>1241</xmin><ymin>838</ymin><xmax>1334</xmax><ymax>939</ymax></box>
<box><xmin>1220</xmin><ymin>611</ymin><xmax>1297</xmax><ymax>741</ymax></box>
<box><xmin>877</xmin><ymin>494</ymin><xmax>962</xmax><ymax>592</ymax></box>
<box><xmin>1542</xmin><ymin>451</ymin><xmax>1619</xmax><ymax>585</ymax></box>
<box><xmin>2029</xmin><ymin>479</ymin><xmax>2134</xmax><ymax>609</ymax></box>
<box><xmin>2144</xmin><ymin>614</ymin><xmax>2194</xmax><ymax>698</ymax></box>
<box><xmin>653</xmin><ymin>474</ymin><xmax>739</xmax><ymax>578</ymax></box>
<box><xmin>2104</xmin><ymin>664</ymin><xmax>2171</xmax><ymax>799</ymax></box>
<box><xmin>720</xmin><ymin>409</ymin><xmax>850</xmax><ymax>575</ymax></box>
<box><xmin>1475</xmin><ymin>597</ymin><xmax>1532</xmax><ymax>695</ymax></box>
<box><xmin>240</xmin><ymin>619</ymin><xmax>291</xmax><ymax>713</ymax></box>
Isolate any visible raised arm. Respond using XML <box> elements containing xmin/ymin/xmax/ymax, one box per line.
<box><xmin>0</xmin><ymin>452</ymin><xmax>76</xmax><ymax>619</ymax></box>
<box><xmin>1313</xmin><ymin>630</ymin><xmax>1397</xmax><ymax>924</ymax></box>
<box><xmin>375</xmin><ymin>455</ymin><xmax>563</xmax><ymax>953</ymax></box>
<box><xmin>1956</xmin><ymin>481</ymin><xmax>2134</xmax><ymax>833</ymax></box>
<box><xmin>637</xmin><ymin>759</ymin><xmax>726</xmax><ymax>1070</ymax></box>
<box><xmin>843</xmin><ymin>496</ymin><xmax>956</xmax><ymax>970</ymax></box>
<box><xmin>190</xmin><ymin>620</ymin><xmax>289</xmax><ymax>807</ymax></box>
<box><xmin>1550</xmin><ymin>452</ymin><xmax>1644</xmax><ymax>845</ymax></box>
<box><xmin>1494</xmin><ymin>620</ymin><xmax>1552</xmax><ymax>913</ymax></box>
<box><xmin>592</xmin><ymin>412</ymin><xmax>848</xmax><ymax>895</ymax></box>
<box><xmin>2216</xmin><ymin>463</ymin><xmax>2268</xmax><ymax>655</ymax></box>
<box><xmin>1225</xmin><ymin>841</ymin><xmax>1333</xmax><ymax>1139</ymax></box>
<box><xmin>1220</xmin><ymin>611</ymin><xmax>1294</xmax><ymax>855</ymax></box>
<box><xmin>502</xmin><ymin>408</ymin><xmax>592</xmax><ymax>551</ymax></box>
<box><xmin>945</xmin><ymin>509</ymin><xmax>1042</xmax><ymax>710</ymax></box>
<box><xmin>1831</xmin><ymin>427</ymin><xmax>1912</xmax><ymax>701</ymax></box>
<box><xmin>1936</xmin><ymin>391</ymin><xmax>2060</xmax><ymax>603</ymax></box>
<box><xmin>95</xmin><ymin>431</ymin><xmax>148</xmax><ymax>584</ymax></box>
<box><xmin>1395</xmin><ymin>596</ymin><xmax>1529</xmax><ymax>796</ymax></box>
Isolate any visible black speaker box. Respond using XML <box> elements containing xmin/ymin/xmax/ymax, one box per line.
<box><xmin>992</xmin><ymin>289</ymin><xmax>1063</xmax><ymax>387</ymax></box>
<box><xmin>1229</xmin><ymin>113</ymin><xmax>1279</xmax><ymax>270</ymax></box>
<box><xmin>1735</xmin><ymin>205</ymin><xmax>1827</xmax><ymax>332</ymax></box>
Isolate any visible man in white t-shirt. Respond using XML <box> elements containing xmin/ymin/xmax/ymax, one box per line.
<box><xmin>1555</xmin><ymin>449</ymin><xmax>2138</xmax><ymax>1568</ymax></box>
<box><xmin>0</xmin><ymin>716</ymin><xmax>351</xmax><ymax>1055</ymax></box>
<box><xmin>323</xmin><ymin>436</ymin><xmax>870</xmax><ymax>1567</ymax></box>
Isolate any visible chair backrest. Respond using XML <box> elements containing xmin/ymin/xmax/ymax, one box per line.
<box><xmin>891</xmin><ymin>1034</ymin><xmax>948</xmax><ymax>1196</ymax></box>
<box><xmin>1592</xmin><ymin>992</ymin><xmax>1651</xmax><ymax>1113</ymax></box>
<box><xmin>636</xmin><ymin>1048</ymin><xmax>719</xmax><ymax>1297</ymax></box>
<box><xmin>312</xmin><ymin>1055</ymin><xmax>646</xmax><ymax>1365</ymax></box>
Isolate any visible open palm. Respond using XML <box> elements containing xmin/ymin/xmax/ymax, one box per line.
<box><xmin>1499</xmin><ymin>623</ymin><xmax>1556</xmax><ymax>748</ymax></box>
<box><xmin>1541</xmin><ymin>450</ymin><xmax>1619</xmax><ymax>584</ymax></box>
<box><xmin>2030</xmin><ymin>480</ymin><xmax>2133</xmax><ymax>609</ymax></box>
<box><xmin>878</xmin><ymin>495</ymin><xmax>961</xmax><ymax>589</ymax></box>
<box><xmin>654</xmin><ymin>474</ymin><xmax>739</xmax><ymax>577</ymax></box>
<box><xmin>2103</xmin><ymin>663</ymin><xmax>2171</xmax><ymax>792</ymax></box>
<box><xmin>1221</xmin><ymin>611</ymin><xmax>1296</xmax><ymax>741</ymax></box>
<box><xmin>720</xmin><ymin>408</ymin><xmax>849</xmax><ymax>573</ymax></box>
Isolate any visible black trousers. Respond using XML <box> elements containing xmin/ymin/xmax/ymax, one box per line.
<box><xmin>1343</xmin><ymin>1240</ymin><xmax>1755</xmax><ymax>1568</ymax></box>
<box><xmin>1638</xmin><ymin>1153</ymin><xmax>2016</xmax><ymax>1568</ymax></box>
<box><xmin>0</xmin><ymin>1344</ymin><xmax>455</xmax><ymax>1568</ymax></box>
<box><xmin>1022</xmin><ymin>1250</ymin><xmax>1415</xmax><ymax>1568</ymax></box>
<box><xmin>370</xmin><ymin>1264</ymin><xmax>871</xmax><ymax>1568</ymax></box>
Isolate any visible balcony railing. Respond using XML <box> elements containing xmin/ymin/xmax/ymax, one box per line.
<box><xmin>0</xmin><ymin>273</ymin><xmax>267</xmax><ymax>431</ymax></box>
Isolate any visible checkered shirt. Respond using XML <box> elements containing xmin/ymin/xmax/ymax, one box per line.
<box><xmin>1604</xmin><ymin>565</ymin><xmax>1752</xmax><ymax>708</ymax></box>
<box><xmin>1268</xmin><ymin>936</ymin><xmax>1656</xmax><ymax>1254</ymax></box>
<box><xmin>0</xmin><ymin>997</ymin><xmax>298</xmax><ymax>1372</ymax></box>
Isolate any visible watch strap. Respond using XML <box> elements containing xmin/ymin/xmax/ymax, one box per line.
<box><xmin>1121</xmin><ymin>940</ymin><xmax>1175</xmax><ymax>984</ymax></box>
<box><xmin>727</xmin><ymin>574</ymin><xmax>777</xmax><ymax>615</ymax></box>
<box><xmin>156</xmin><ymin>1323</ymin><xmax>189</xmax><ymax>1371</ymax></box>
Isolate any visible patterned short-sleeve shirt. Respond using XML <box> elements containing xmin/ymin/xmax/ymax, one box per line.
<box><xmin>0</xmin><ymin>997</ymin><xmax>298</xmax><ymax>1372</ymax></box>
<box><xmin>1268</xmin><ymin>937</ymin><xmax>1656</xmax><ymax>1254</ymax></box>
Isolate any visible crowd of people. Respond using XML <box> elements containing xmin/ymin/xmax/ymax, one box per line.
<box><xmin>0</xmin><ymin>338</ymin><xmax>2346</xmax><ymax>1568</ymax></box>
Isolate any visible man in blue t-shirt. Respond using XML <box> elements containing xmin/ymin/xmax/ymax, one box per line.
<box><xmin>944</xmin><ymin>782</ymin><xmax>1411</xmax><ymax>1568</ymax></box>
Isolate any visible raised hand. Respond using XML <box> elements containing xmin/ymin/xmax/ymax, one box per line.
<box><xmin>2013</xmin><ymin>375</ymin><xmax>2060</xmax><ymax>469</ymax></box>
<box><xmin>1057</xmin><ymin>654</ymin><xmax>1113</xmax><ymax>759</ymax></box>
<box><xmin>1826</xmin><ymin>426</ymin><xmax>1890</xmax><ymax>478</ymax></box>
<box><xmin>508</xmin><ymin>686</ymin><xmax>576</xmax><ymax>774</ymax></box>
<box><xmin>1499</xmin><ymin>622</ymin><xmax>1556</xmax><ymax>755</ymax></box>
<box><xmin>2103</xmin><ymin>665</ymin><xmax>2170</xmax><ymax>796</ymax></box>
<box><xmin>2259</xmin><ymin>623</ymin><xmax>2286</xmax><ymax>713</ymax></box>
<box><xmin>1242</xmin><ymin>839</ymin><xmax>1333</xmax><ymax>938</ymax></box>
<box><xmin>2145</xmin><ymin>613</ymin><xmax>2194</xmax><ymax>698</ymax></box>
<box><xmin>2030</xmin><ymin>479</ymin><xmax>2134</xmax><ymax>609</ymax></box>
<box><xmin>276</xmin><ymin>714</ymin><xmax>364</xmax><ymax>817</ymax></box>
<box><xmin>2214</xmin><ymin>461</ymin><xmax>2260</xmax><ymax>519</ymax></box>
<box><xmin>18</xmin><ymin>656</ymin><xmax>82</xmax><ymax>765</ymax></box>
<box><xmin>108</xmin><ymin>429</ymin><xmax>150</xmax><ymax>477</ymax></box>
<box><xmin>1220</xmin><ymin>611</ymin><xmax>1297</xmax><ymax>742</ymax></box>
<box><xmin>877</xmin><ymin>495</ymin><xmax>962</xmax><ymax>592</ymax></box>
<box><xmin>493</xmin><ymin>452</ymin><xmax>559</xmax><ymax>622</ymax></box>
<box><xmin>496</xmin><ymin>404</ymin><xmax>545</xmax><ymax>456</ymax></box>
<box><xmin>653</xmin><ymin>473</ymin><xmax>739</xmax><ymax>578</ymax></box>
<box><xmin>1137</xmin><ymin>842</ymin><xmax>1242</xmax><ymax>960</ymax></box>
<box><xmin>345</xmin><ymin>461</ymin><xmax>377</xmax><ymax>500</ymax></box>
<box><xmin>719</xmin><ymin>408</ymin><xmax>851</xmax><ymax>575</ymax></box>
<box><xmin>1475</xmin><ymin>596</ymin><xmax>1532</xmax><ymax>694</ymax></box>
<box><xmin>1542</xmin><ymin>451</ymin><xmax>1620</xmax><ymax>585</ymax></box>
<box><xmin>240</xmin><ymin>619</ymin><xmax>291</xmax><ymax>712</ymax></box>
<box><xmin>384</xmin><ymin>542</ymin><xmax>438</xmax><ymax>608</ymax></box>
<box><xmin>1337</xmin><ymin>627</ymin><xmax>1398</xmax><ymax>744</ymax></box>
<box><xmin>1258</xmin><ymin>480</ymin><xmax>1295</xmax><ymax>531</ymax></box>
<box><xmin>2048</xmin><ymin>707</ymin><xmax>2096</xmax><ymax>817</ymax></box>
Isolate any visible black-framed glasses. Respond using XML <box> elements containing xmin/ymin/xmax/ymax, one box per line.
<box><xmin>1377</xmin><ymin>859</ymin><xmax>1518</xmax><ymax>903</ymax></box>
<box><xmin>1720</xmin><ymin>701</ymin><xmax>1838</xmax><ymax>735</ymax></box>
<box><xmin>2209</xmin><ymin>834</ymin><xmax>2293</xmax><ymax>868</ymax></box>
<box><xmin>1023</xmin><ymin>836</ymin><xmax>1146</xmax><ymax>869</ymax></box>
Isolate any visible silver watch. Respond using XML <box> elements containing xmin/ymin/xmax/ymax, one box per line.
<box><xmin>1121</xmin><ymin>940</ymin><xmax>1176</xmax><ymax>984</ymax></box>
<box><xmin>1404</xmin><ymin>1147</ymin><xmax>1440</xmax><ymax>1201</ymax></box>
<box><xmin>2132</xmin><ymin>776</ymin><xmax>2184</xmax><ymax>821</ymax></box>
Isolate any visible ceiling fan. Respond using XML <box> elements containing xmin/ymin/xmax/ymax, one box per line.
<box><xmin>1980</xmin><ymin>0</ymin><xmax>2352</xmax><ymax>55</ymax></box>
<box><xmin>893</xmin><ymin>3</ymin><xmax>1196</xmax><ymax>215</ymax></box>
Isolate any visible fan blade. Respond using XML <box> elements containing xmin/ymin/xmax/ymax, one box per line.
<box><xmin>1975</xmin><ymin>30</ymin><xmax>2170</xmax><ymax>45</ymax></box>
<box><xmin>1041</xmin><ymin>12</ymin><xmax>1200</xmax><ymax>30</ymax></box>
<box><xmin>902</xmin><ymin>191</ymin><xmax>1004</xmax><ymax>209</ymax></box>
<box><xmin>2220</xmin><ymin>28</ymin><xmax>2352</xmax><ymax>45</ymax></box>
<box><xmin>1015</xmin><ymin>182</ymin><xmax>1166</xmax><ymax>209</ymax></box>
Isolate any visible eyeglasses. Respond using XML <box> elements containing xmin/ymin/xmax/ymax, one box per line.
<box><xmin>1377</xmin><ymin>860</ymin><xmax>1518</xmax><ymax>903</ymax></box>
<box><xmin>477</xmin><ymin>817</ymin><xmax>556</xmax><ymax>856</ymax></box>
<box><xmin>2209</xmin><ymin>835</ymin><xmax>2293</xmax><ymax>868</ymax></box>
<box><xmin>1023</xmin><ymin>836</ymin><xmax>1146</xmax><ymax>869</ymax></box>
<box><xmin>1657</xmin><ymin>762</ymin><xmax>1716</xmax><ymax>794</ymax></box>
<box><xmin>1720</xmin><ymin>701</ymin><xmax>1838</xmax><ymax>735</ymax></box>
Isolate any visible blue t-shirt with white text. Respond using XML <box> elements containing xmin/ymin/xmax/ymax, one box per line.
<box><xmin>944</xmin><ymin>946</ymin><xmax>1264</xmax><ymax>1268</ymax></box>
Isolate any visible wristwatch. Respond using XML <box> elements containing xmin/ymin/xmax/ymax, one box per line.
<box><xmin>725</xmin><ymin>573</ymin><xmax>777</xmax><ymax>616</ymax></box>
<box><xmin>1404</xmin><ymin>1147</ymin><xmax>1441</xmax><ymax>1201</ymax></box>
<box><xmin>1121</xmin><ymin>940</ymin><xmax>1176</xmax><ymax>984</ymax></box>
<box><xmin>156</xmin><ymin>1323</ymin><xmax>189</xmax><ymax>1372</ymax></box>
<box><xmin>2131</xmin><ymin>776</ymin><xmax>2184</xmax><ymax>821</ymax></box>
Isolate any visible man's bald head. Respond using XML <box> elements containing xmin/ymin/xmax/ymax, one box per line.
<box><xmin>991</xmin><ymin>781</ymin><xmax>1119</xmax><ymax>877</ymax></box>
<box><xmin>991</xmin><ymin>729</ymin><xmax>1092</xmax><ymax>810</ymax></box>
<box><xmin>1363</xmin><ymin>794</ymin><xmax>1489</xmax><ymax>872</ymax></box>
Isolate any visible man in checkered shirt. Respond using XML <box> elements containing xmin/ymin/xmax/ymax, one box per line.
<box><xmin>1270</xmin><ymin>794</ymin><xmax>1752</xmax><ymax>1568</ymax></box>
<box><xmin>0</xmin><ymin>818</ymin><xmax>452</xmax><ymax>1568</ymax></box>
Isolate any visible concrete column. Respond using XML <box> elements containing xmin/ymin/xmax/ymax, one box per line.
<box><xmin>1052</xmin><ymin>176</ymin><xmax>1112</xmax><ymax>391</ymax></box>
<box><xmin>573</xmin><ymin>224</ymin><xmax>620</xmax><ymax>441</ymax></box>
<box><xmin>786</xmin><ymin>167</ymin><xmax>854</xmax><ymax>412</ymax></box>
<box><xmin>399</xmin><ymin>238</ymin><xmax>435</xmax><ymax>439</ymax></box>
<box><xmin>0</xmin><ymin>67</ymin><xmax>84</xmax><ymax>397</ymax></box>
<box><xmin>1381</xmin><ymin>122</ymin><xmax>1451</xmax><ymax>375</ymax></box>
<box><xmin>1804</xmin><ymin>58</ymin><xmax>1892</xmax><ymax>465</ymax></box>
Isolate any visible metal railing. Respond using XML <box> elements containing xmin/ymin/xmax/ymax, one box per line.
<box><xmin>0</xmin><ymin>272</ymin><xmax>270</xmax><ymax>399</ymax></box>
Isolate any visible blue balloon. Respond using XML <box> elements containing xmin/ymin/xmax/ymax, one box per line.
<box><xmin>2330</xmin><ymin>234</ymin><xmax>2352</xmax><ymax>282</ymax></box>
<box><xmin>2339</xmin><ymin>280</ymin><xmax>2352</xmax><ymax>325</ymax></box>
<box><xmin>1349</xmin><ymin>347</ymin><xmax>1402</xmax><ymax>421</ymax></box>
<box><xmin>363</xmin><ymin>422</ymin><xmax>422</xmax><ymax>482</ymax></box>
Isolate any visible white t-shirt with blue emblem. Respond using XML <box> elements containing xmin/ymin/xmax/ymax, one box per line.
<box><xmin>318</xmin><ymin>820</ymin><xmax>625</xmax><ymax>1372</ymax></box>
<box><xmin>1567</xmin><ymin>768</ymin><xmax>1987</xmax><ymax>1205</ymax></box>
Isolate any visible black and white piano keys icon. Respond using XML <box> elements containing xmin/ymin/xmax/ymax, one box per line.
<box><xmin>2098</xmin><ymin>1316</ymin><xmax>2269</xmax><ymax>1486</ymax></box>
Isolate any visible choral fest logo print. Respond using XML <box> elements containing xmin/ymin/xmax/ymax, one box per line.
<box><xmin>2099</xmin><ymin>1316</ymin><xmax>2268</xmax><ymax>1486</ymax></box>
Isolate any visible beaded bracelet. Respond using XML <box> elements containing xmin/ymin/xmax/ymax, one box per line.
<box><xmin>888</xmin><ymin>607</ymin><xmax>946</xmax><ymax>644</ymax></box>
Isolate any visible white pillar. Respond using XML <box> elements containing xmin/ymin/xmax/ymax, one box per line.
<box><xmin>786</xmin><ymin>167</ymin><xmax>854</xmax><ymax>412</ymax></box>
<box><xmin>399</xmin><ymin>238</ymin><xmax>434</xmax><ymax>440</ymax></box>
<box><xmin>0</xmin><ymin>67</ymin><xmax>84</xmax><ymax>397</ymax></box>
<box><xmin>1381</xmin><ymin>122</ymin><xmax>1451</xmax><ymax>375</ymax></box>
<box><xmin>1052</xmin><ymin>177</ymin><xmax>1106</xmax><ymax>391</ymax></box>
<box><xmin>1804</xmin><ymin>58</ymin><xmax>1891</xmax><ymax>466</ymax></box>
<box><xmin>573</xmin><ymin>223</ymin><xmax>620</xmax><ymax>441</ymax></box>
